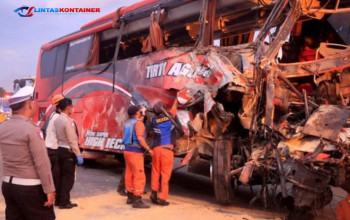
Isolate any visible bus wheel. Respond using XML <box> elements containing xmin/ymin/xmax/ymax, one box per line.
<box><xmin>212</xmin><ymin>139</ymin><xmax>234</xmax><ymax>205</ymax></box>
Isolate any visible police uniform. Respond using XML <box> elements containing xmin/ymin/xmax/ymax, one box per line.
<box><xmin>45</xmin><ymin>94</ymin><xmax>65</xmax><ymax>190</ymax></box>
<box><xmin>54</xmin><ymin>112</ymin><xmax>81</xmax><ymax>208</ymax></box>
<box><xmin>0</xmin><ymin>87</ymin><xmax>55</xmax><ymax>220</ymax></box>
<box><xmin>150</xmin><ymin>101</ymin><xmax>177</xmax><ymax>206</ymax></box>
<box><xmin>45</xmin><ymin>112</ymin><xmax>60</xmax><ymax>177</ymax></box>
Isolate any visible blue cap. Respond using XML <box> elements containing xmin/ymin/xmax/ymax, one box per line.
<box><xmin>9</xmin><ymin>86</ymin><xmax>34</xmax><ymax>106</ymax></box>
<box><xmin>127</xmin><ymin>105</ymin><xmax>142</xmax><ymax>116</ymax></box>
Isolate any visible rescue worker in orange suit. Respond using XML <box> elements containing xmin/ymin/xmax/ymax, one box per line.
<box><xmin>54</xmin><ymin>98</ymin><xmax>84</xmax><ymax>209</ymax></box>
<box><xmin>45</xmin><ymin>94</ymin><xmax>65</xmax><ymax>188</ymax></box>
<box><xmin>0</xmin><ymin>86</ymin><xmax>55</xmax><ymax>219</ymax></box>
<box><xmin>150</xmin><ymin>99</ymin><xmax>178</xmax><ymax>206</ymax></box>
<box><xmin>123</xmin><ymin>105</ymin><xmax>153</xmax><ymax>208</ymax></box>
<box><xmin>337</xmin><ymin>180</ymin><xmax>350</xmax><ymax>220</ymax></box>
<box><xmin>118</xmin><ymin>113</ymin><xmax>149</xmax><ymax>197</ymax></box>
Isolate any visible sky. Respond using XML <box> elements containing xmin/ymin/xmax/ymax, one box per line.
<box><xmin>0</xmin><ymin>0</ymin><xmax>140</xmax><ymax>92</ymax></box>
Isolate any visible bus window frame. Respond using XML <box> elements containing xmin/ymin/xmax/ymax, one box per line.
<box><xmin>56</xmin><ymin>43</ymin><xmax>68</xmax><ymax>75</ymax></box>
<box><xmin>64</xmin><ymin>34</ymin><xmax>94</xmax><ymax>74</ymax></box>
<box><xmin>113</xmin><ymin>22</ymin><xmax>125</xmax><ymax>62</ymax></box>
<box><xmin>40</xmin><ymin>47</ymin><xmax>59</xmax><ymax>79</ymax></box>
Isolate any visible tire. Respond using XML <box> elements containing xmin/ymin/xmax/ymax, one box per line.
<box><xmin>212</xmin><ymin>139</ymin><xmax>234</xmax><ymax>205</ymax></box>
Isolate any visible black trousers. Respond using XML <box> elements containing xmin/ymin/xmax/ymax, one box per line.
<box><xmin>47</xmin><ymin>148</ymin><xmax>58</xmax><ymax>188</ymax></box>
<box><xmin>2</xmin><ymin>181</ymin><xmax>55</xmax><ymax>220</ymax></box>
<box><xmin>56</xmin><ymin>147</ymin><xmax>76</xmax><ymax>206</ymax></box>
<box><xmin>118</xmin><ymin>169</ymin><xmax>126</xmax><ymax>189</ymax></box>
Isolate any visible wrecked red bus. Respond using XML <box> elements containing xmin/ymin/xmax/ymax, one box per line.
<box><xmin>35</xmin><ymin>0</ymin><xmax>350</xmax><ymax>218</ymax></box>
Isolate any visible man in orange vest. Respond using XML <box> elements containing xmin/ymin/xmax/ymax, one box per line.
<box><xmin>123</xmin><ymin>105</ymin><xmax>153</xmax><ymax>208</ymax></box>
<box><xmin>150</xmin><ymin>100</ymin><xmax>178</xmax><ymax>206</ymax></box>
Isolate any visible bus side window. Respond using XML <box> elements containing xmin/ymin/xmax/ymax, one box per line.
<box><xmin>99</xmin><ymin>29</ymin><xmax>118</xmax><ymax>64</ymax></box>
<box><xmin>55</xmin><ymin>44</ymin><xmax>67</xmax><ymax>75</ymax></box>
<box><xmin>119</xmin><ymin>37</ymin><xmax>143</xmax><ymax>59</ymax></box>
<box><xmin>41</xmin><ymin>47</ymin><xmax>58</xmax><ymax>78</ymax></box>
<box><xmin>65</xmin><ymin>35</ymin><xmax>93</xmax><ymax>72</ymax></box>
<box><xmin>98</xmin><ymin>28</ymin><xmax>145</xmax><ymax>62</ymax></box>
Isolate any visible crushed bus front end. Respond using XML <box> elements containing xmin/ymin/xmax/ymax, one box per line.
<box><xmin>154</xmin><ymin>0</ymin><xmax>350</xmax><ymax>216</ymax></box>
<box><xmin>35</xmin><ymin>0</ymin><xmax>350</xmax><ymax>217</ymax></box>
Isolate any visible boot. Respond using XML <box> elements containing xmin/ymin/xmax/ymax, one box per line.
<box><xmin>126</xmin><ymin>192</ymin><xmax>135</xmax><ymax>204</ymax></box>
<box><xmin>117</xmin><ymin>186</ymin><xmax>127</xmax><ymax>197</ymax></box>
<box><xmin>156</xmin><ymin>198</ymin><xmax>169</xmax><ymax>206</ymax></box>
<box><xmin>132</xmin><ymin>196</ymin><xmax>150</xmax><ymax>209</ymax></box>
<box><xmin>59</xmin><ymin>203</ymin><xmax>78</xmax><ymax>209</ymax></box>
<box><xmin>150</xmin><ymin>190</ymin><xmax>158</xmax><ymax>204</ymax></box>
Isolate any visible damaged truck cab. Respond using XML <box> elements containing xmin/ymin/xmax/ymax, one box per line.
<box><xmin>35</xmin><ymin>0</ymin><xmax>350</xmax><ymax>217</ymax></box>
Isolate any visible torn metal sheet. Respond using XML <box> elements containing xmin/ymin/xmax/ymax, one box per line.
<box><xmin>277</xmin><ymin>136</ymin><xmax>337</xmax><ymax>153</ymax></box>
<box><xmin>191</xmin><ymin>113</ymin><xmax>204</xmax><ymax>133</ymax></box>
<box><xmin>205</xmin><ymin>50</ymin><xmax>250</xmax><ymax>91</ymax></box>
<box><xmin>238</xmin><ymin>94</ymin><xmax>257</xmax><ymax>129</ymax></box>
<box><xmin>210</xmin><ymin>103</ymin><xmax>234</xmax><ymax>132</ymax></box>
<box><xmin>283</xmin><ymin>157</ymin><xmax>331</xmax><ymax>193</ymax></box>
<box><xmin>302</xmin><ymin>105</ymin><xmax>350</xmax><ymax>140</ymax></box>
<box><xmin>176</xmin><ymin>82</ymin><xmax>206</xmax><ymax>106</ymax></box>
<box><xmin>171</xmin><ymin>50</ymin><xmax>250</xmax><ymax>98</ymax></box>
<box><xmin>338</xmin><ymin>127</ymin><xmax>350</xmax><ymax>144</ymax></box>
<box><xmin>204</xmin><ymin>91</ymin><xmax>216</xmax><ymax>114</ymax></box>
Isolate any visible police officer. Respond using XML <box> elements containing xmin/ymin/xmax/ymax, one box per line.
<box><xmin>54</xmin><ymin>97</ymin><xmax>84</xmax><ymax>209</ymax></box>
<box><xmin>45</xmin><ymin>94</ymin><xmax>65</xmax><ymax>188</ymax></box>
<box><xmin>123</xmin><ymin>105</ymin><xmax>153</xmax><ymax>208</ymax></box>
<box><xmin>150</xmin><ymin>100</ymin><xmax>178</xmax><ymax>206</ymax></box>
<box><xmin>0</xmin><ymin>86</ymin><xmax>56</xmax><ymax>219</ymax></box>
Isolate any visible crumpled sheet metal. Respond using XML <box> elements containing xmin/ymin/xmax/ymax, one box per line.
<box><xmin>175</xmin><ymin>50</ymin><xmax>250</xmax><ymax>107</ymax></box>
<box><xmin>238</xmin><ymin>94</ymin><xmax>257</xmax><ymax>129</ymax></box>
<box><xmin>191</xmin><ymin>113</ymin><xmax>204</xmax><ymax>133</ymax></box>
<box><xmin>339</xmin><ymin>127</ymin><xmax>350</xmax><ymax>144</ymax></box>
<box><xmin>176</xmin><ymin>81</ymin><xmax>207</xmax><ymax>106</ymax></box>
<box><xmin>277</xmin><ymin>136</ymin><xmax>337</xmax><ymax>154</ymax></box>
<box><xmin>204</xmin><ymin>90</ymin><xmax>215</xmax><ymax>114</ymax></box>
<box><xmin>283</xmin><ymin>157</ymin><xmax>330</xmax><ymax>193</ymax></box>
<box><xmin>210</xmin><ymin>102</ymin><xmax>234</xmax><ymax>132</ymax></box>
<box><xmin>302</xmin><ymin>105</ymin><xmax>350</xmax><ymax>141</ymax></box>
<box><xmin>205</xmin><ymin>50</ymin><xmax>250</xmax><ymax>91</ymax></box>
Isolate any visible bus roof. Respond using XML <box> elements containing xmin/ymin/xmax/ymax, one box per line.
<box><xmin>81</xmin><ymin>0</ymin><xmax>161</xmax><ymax>30</ymax></box>
<box><xmin>40</xmin><ymin>0</ymin><xmax>254</xmax><ymax>51</ymax></box>
<box><xmin>41</xmin><ymin>0</ymin><xmax>173</xmax><ymax>51</ymax></box>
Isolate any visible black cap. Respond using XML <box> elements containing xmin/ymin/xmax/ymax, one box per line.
<box><xmin>153</xmin><ymin>101</ymin><xmax>164</xmax><ymax>115</ymax></box>
<box><xmin>128</xmin><ymin>105</ymin><xmax>142</xmax><ymax>116</ymax></box>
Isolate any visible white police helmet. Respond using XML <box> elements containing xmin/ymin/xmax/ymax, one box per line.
<box><xmin>8</xmin><ymin>86</ymin><xmax>34</xmax><ymax>106</ymax></box>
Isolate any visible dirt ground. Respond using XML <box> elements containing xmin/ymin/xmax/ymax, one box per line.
<box><xmin>0</xmin><ymin>158</ymin><xmax>346</xmax><ymax>220</ymax></box>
